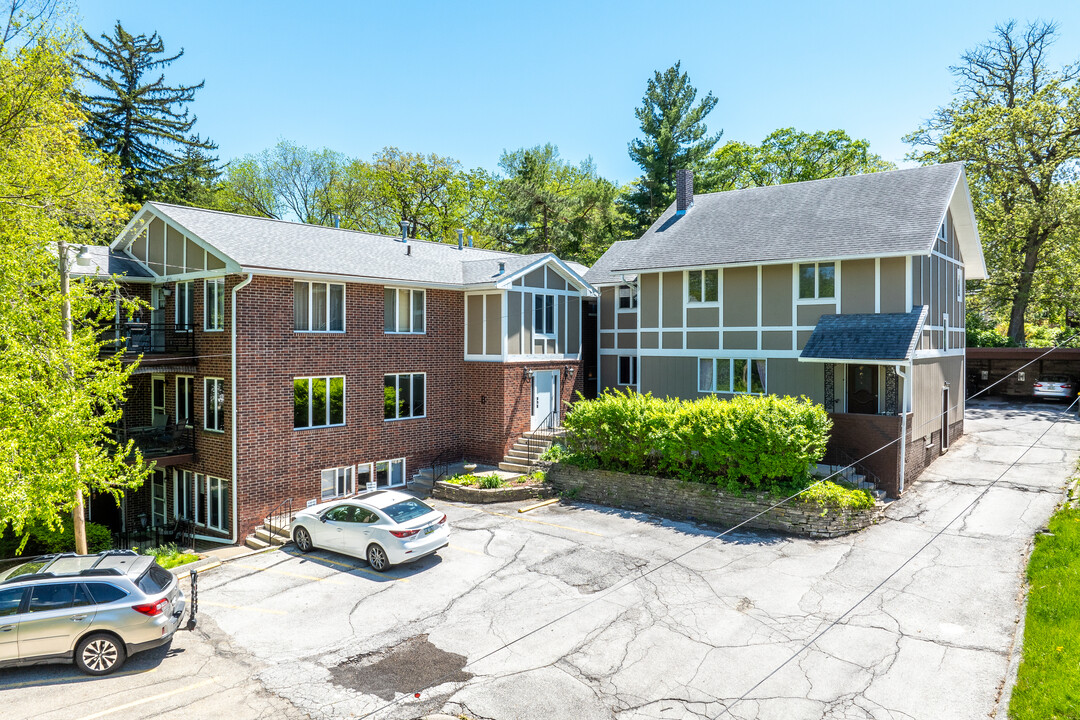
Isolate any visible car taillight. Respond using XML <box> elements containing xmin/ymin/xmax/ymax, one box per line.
<box><xmin>390</xmin><ymin>528</ymin><xmax>420</xmax><ymax>538</ymax></box>
<box><xmin>1062</xmin><ymin>384</ymin><xmax>1073</xmax><ymax>389</ymax></box>
<box><xmin>1034</xmin><ymin>383</ymin><xmax>1043</xmax><ymax>388</ymax></box>
<box><xmin>132</xmin><ymin>598</ymin><xmax>168</xmax><ymax>617</ymax></box>
<box><xmin>437</xmin><ymin>514</ymin><xmax>447</xmax><ymax>524</ymax></box>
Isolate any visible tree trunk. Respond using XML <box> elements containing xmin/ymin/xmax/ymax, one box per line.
<box><xmin>1006</xmin><ymin>228</ymin><xmax>1046</xmax><ymax>344</ymax></box>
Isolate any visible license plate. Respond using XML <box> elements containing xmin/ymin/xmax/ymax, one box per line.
<box><xmin>424</xmin><ymin>526</ymin><xmax>435</xmax><ymax>535</ymax></box>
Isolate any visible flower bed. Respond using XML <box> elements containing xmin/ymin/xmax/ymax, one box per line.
<box><xmin>433</xmin><ymin>471</ymin><xmax>554</xmax><ymax>504</ymax></box>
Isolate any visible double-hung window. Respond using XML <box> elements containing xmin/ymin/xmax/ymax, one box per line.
<box><xmin>321</xmin><ymin>466</ymin><xmax>354</xmax><ymax>501</ymax></box>
<box><xmin>798</xmin><ymin>263</ymin><xmax>835</xmax><ymax>299</ymax></box>
<box><xmin>294</xmin><ymin>376</ymin><xmax>345</xmax><ymax>429</ymax></box>
<box><xmin>384</xmin><ymin>288</ymin><xmax>425</xmax><ymax>333</ymax></box>
<box><xmin>204</xmin><ymin>377</ymin><xmax>225</xmax><ymax>432</ymax></box>
<box><xmin>698</xmin><ymin>358</ymin><xmax>766</xmax><ymax>394</ymax></box>
<box><xmin>173</xmin><ymin>469</ymin><xmax>193</xmax><ymax>520</ymax></box>
<box><xmin>687</xmin><ymin>269</ymin><xmax>718</xmax><ymax>303</ymax></box>
<box><xmin>618</xmin><ymin>356</ymin><xmax>637</xmax><ymax>386</ymax></box>
<box><xmin>618</xmin><ymin>284</ymin><xmax>638</xmax><ymax>310</ymax></box>
<box><xmin>207</xmin><ymin>476</ymin><xmax>226</xmax><ymax>532</ymax></box>
<box><xmin>534</xmin><ymin>294</ymin><xmax>555</xmax><ymax>336</ymax></box>
<box><xmin>175</xmin><ymin>281</ymin><xmax>194</xmax><ymax>331</ymax></box>
<box><xmin>176</xmin><ymin>376</ymin><xmax>195</xmax><ymax>426</ymax></box>
<box><xmin>384</xmin><ymin>373</ymin><xmax>425</xmax><ymax>420</ymax></box>
<box><xmin>205</xmin><ymin>278</ymin><xmax>225</xmax><ymax>331</ymax></box>
<box><xmin>295</xmin><ymin>281</ymin><xmax>345</xmax><ymax>332</ymax></box>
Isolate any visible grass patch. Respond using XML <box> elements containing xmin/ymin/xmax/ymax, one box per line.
<box><xmin>138</xmin><ymin>543</ymin><xmax>199</xmax><ymax>570</ymax></box>
<box><xmin>1009</xmin><ymin>504</ymin><xmax>1080</xmax><ymax>719</ymax></box>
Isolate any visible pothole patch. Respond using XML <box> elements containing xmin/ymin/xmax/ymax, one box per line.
<box><xmin>329</xmin><ymin>634</ymin><xmax>472</xmax><ymax>701</ymax></box>
<box><xmin>530</xmin><ymin>548</ymin><xmax>648</xmax><ymax>593</ymax></box>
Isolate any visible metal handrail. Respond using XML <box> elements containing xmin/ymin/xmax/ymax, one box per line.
<box><xmin>109</xmin><ymin>321</ymin><xmax>196</xmax><ymax>356</ymax></box>
<box><xmin>430</xmin><ymin>447</ymin><xmax>461</xmax><ymax>484</ymax></box>
<box><xmin>112</xmin><ymin>519</ymin><xmax>194</xmax><ymax>552</ymax></box>
<box><xmin>832</xmin><ymin>447</ymin><xmax>883</xmax><ymax>489</ymax></box>
<box><xmin>522</xmin><ymin>407</ymin><xmax>561</xmax><ymax>469</ymax></box>
<box><xmin>264</xmin><ymin>497</ymin><xmax>293</xmax><ymax>546</ymax></box>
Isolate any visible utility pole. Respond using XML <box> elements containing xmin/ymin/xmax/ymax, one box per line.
<box><xmin>58</xmin><ymin>238</ymin><xmax>88</xmax><ymax>555</ymax></box>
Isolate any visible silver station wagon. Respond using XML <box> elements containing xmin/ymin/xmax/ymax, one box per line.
<box><xmin>0</xmin><ymin>551</ymin><xmax>186</xmax><ymax>675</ymax></box>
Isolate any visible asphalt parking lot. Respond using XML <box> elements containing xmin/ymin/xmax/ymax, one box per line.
<box><xmin>3</xmin><ymin>399</ymin><xmax>1078</xmax><ymax>720</ymax></box>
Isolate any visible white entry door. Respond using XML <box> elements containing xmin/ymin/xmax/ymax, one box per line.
<box><xmin>531</xmin><ymin>370</ymin><xmax>559</xmax><ymax>430</ymax></box>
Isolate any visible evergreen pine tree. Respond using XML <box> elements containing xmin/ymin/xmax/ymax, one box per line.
<box><xmin>76</xmin><ymin>22</ymin><xmax>217</xmax><ymax>202</ymax></box>
<box><xmin>624</xmin><ymin>61</ymin><xmax>720</xmax><ymax>229</ymax></box>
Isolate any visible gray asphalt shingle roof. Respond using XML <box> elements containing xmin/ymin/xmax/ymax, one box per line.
<box><xmin>800</xmin><ymin>306</ymin><xmax>928</xmax><ymax>361</ymax></box>
<box><xmin>606</xmin><ymin>163</ymin><xmax>966</xmax><ymax>274</ymax></box>
<box><xmin>583</xmin><ymin>240</ymin><xmax>639</xmax><ymax>286</ymax></box>
<box><xmin>143</xmin><ymin>202</ymin><xmax>549</xmax><ymax>287</ymax></box>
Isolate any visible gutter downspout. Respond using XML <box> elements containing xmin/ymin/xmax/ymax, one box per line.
<box><xmin>228</xmin><ymin>273</ymin><xmax>254</xmax><ymax>543</ymax></box>
<box><xmin>895</xmin><ymin>363</ymin><xmax>911</xmax><ymax>494</ymax></box>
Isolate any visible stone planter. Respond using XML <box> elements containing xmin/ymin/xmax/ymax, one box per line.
<box><xmin>432</xmin><ymin>481</ymin><xmax>555</xmax><ymax>504</ymax></box>
<box><xmin>548</xmin><ymin>464</ymin><xmax>883</xmax><ymax>538</ymax></box>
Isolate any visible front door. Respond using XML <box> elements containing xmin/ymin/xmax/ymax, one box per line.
<box><xmin>847</xmin><ymin>365</ymin><xmax>879</xmax><ymax>414</ymax></box>
<box><xmin>531</xmin><ymin>370</ymin><xmax>559</xmax><ymax>430</ymax></box>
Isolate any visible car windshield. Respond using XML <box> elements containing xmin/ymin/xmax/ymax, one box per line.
<box><xmin>381</xmin><ymin>499</ymin><xmax>435</xmax><ymax>525</ymax></box>
<box><xmin>1040</xmin><ymin>376</ymin><xmax>1070</xmax><ymax>383</ymax></box>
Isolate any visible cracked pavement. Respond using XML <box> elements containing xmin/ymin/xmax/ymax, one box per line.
<box><xmin>6</xmin><ymin>398</ymin><xmax>1076</xmax><ymax>720</ymax></box>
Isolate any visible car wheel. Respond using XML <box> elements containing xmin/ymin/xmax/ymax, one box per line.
<box><xmin>293</xmin><ymin>526</ymin><xmax>313</xmax><ymax>552</ymax></box>
<box><xmin>75</xmin><ymin>633</ymin><xmax>126</xmax><ymax>676</ymax></box>
<box><xmin>367</xmin><ymin>544</ymin><xmax>390</xmax><ymax>572</ymax></box>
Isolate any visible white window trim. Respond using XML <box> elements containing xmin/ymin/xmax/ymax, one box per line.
<box><xmin>617</xmin><ymin>355</ymin><xmax>637</xmax><ymax>386</ymax></box>
<box><xmin>697</xmin><ymin>357</ymin><xmax>767</xmax><ymax>395</ymax></box>
<box><xmin>796</xmin><ymin>262</ymin><xmax>837</xmax><ymax>302</ymax></box>
<box><xmin>375</xmin><ymin>458</ymin><xmax>407</xmax><ymax>488</ymax></box>
<box><xmin>533</xmin><ymin>293</ymin><xmax>557</xmax><ymax>338</ymax></box>
<box><xmin>204</xmin><ymin>277</ymin><xmax>225</xmax><ymax>332</ymax></box>
<box><xmin>685</xmin><ymin>268</ymin><xmax>720</xmax><ymax>305</ymax></box>
<box><xmin>176</xmin><ymin>375</ymin><xmax>195</xmax><ymax>426</ymax></box>
<box><xmin>150</xmin><ymin>470</ymin><xmax>167</xmax><ymax>527</ymax></box>
<box><xmin>151</xmin><ymin>374</ymin><xmax>166</xmax><ymax>423</ymax></box>
<box><xmin>384</xmin><ymin>287</ymin><xmax>426</xmax><ymax>334</ymax></box>
<box><xmin>617</xmin><ymin>284</ymin><xmax>638</xmax><ymax>312</ymax></box>
<box><xmin>175</xmin><ymin>280</ymin><xmax>194</xmax><ymax>331</ymax></box>
<box><xmin>294</xmin><ymin>375</ymin><xmax>347</xmax><ymax>430</ymax></box>
<box><xmin>204</xmin><ymin>377</ymin><xmax>226</xmax><ymax>433</ymax></box>
<box><xmin>206</xmin><ymin>475</ymin><xmax>227</xmax><ymax>532</ymax></box>
<box><xmin>293</xmin><ymin>280</ymin><xmax>346</xmax><ymax>334</ymax></box>
<box><xmin>320</xmin><ymin>465</ymin><xmax>355</xmax><ymax>501</ymax></box>
<box><xmin>384</xmin><ymin>372</ymin><xmax>426</xmax><ymax>422</ymax></box>
<box><xmin>173</xmin><ymin>469</ymin><xmax>192</xmax><ymax>521</ymax></box>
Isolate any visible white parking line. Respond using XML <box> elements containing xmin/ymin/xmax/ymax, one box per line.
<box><xmin>74</xmin><ymin>677</ymin><xmax>218</xmax><ymax>720</ymax></box>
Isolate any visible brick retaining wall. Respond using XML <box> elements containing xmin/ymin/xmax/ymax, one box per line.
<box><xmin>548</xmin><ymin>464</ymin><xmax>883</xmax><ymax>539</ymax></box>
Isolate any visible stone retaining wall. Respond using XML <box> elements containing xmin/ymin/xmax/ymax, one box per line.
<box><xmin>433</xmin><ymin>481</ymin><xmax>554</xmax><ymax>504</ymax></box>
<box><xmin>549</xmin><ymin>465</ymin><xmax>883</xmax><ymax>538</ymax></box>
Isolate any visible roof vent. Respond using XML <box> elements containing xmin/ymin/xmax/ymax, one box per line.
<box><xmin>399</xmin><ymin>220</ymin><xmax>411</xmax><ymax>243</ymax></box>
<box><xmin>676</xmin><ymin>169</ymin><xmax>694</xmax><ymax>215</ymax></box>
<box><xmin>457</xmin><ymin>228</ymin><xmax>464</xmax><ymax>251</ymax></box>
<box><xmin>498</xmin><ymin>261</ymin><xmax>505</xmax><ymax>275</ymax></box>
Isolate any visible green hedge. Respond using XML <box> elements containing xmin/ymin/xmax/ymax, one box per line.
<box><xmin>1</xmin><ymin>517</ymin><xmax>112</xmax><ymax>558</ymax></box>
<box><xmin>562</xmin><ymin>390</ymin><xmax>832</xmax><ymax>493</ymax></box>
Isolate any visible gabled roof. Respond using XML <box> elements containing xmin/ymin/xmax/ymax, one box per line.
<box><xmin>583</xmin><ymin>240</ymin><xmax>639</xmax><ymax>286</ymax></box>
<box><xmin>68</xmin><ymin>245</ymin><xmax>154</xmax><ymax>281</ymax></box>
<box><xmin>800</xmin><ymin>306</ymin><xmax>928</xmax><ymax>363</ymax></box>
<box><xmin>112</xmin><ymin>202</ymin><xmax>595</xmax><ymax>293</ymax></box>
<box><xmin>604</xmin><ymin>163</ymin><xmax>985</xmax><ymax>279</ymax></box>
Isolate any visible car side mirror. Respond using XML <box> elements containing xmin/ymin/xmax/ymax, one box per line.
<box><xmin>319</xmin><ymin>516</ymin><xmax>327</xmax><ymax>523</ymax></box>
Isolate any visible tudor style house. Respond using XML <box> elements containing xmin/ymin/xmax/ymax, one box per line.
<box><xmin>88</xmin><ymin>203</ymin><xmax>594</xmax><ymax>543</ymax></box>
<box><xmin>585</xmin><ymin>163</ymin><xmax>985</xmax><ymax>496</ymax></box>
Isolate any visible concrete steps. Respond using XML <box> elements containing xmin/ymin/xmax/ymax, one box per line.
<box><xmin>815</xmin><ymin>462</ymin><xmax>887</xmax><ymax>502</ymax></box>
<box><xmin>243</xmin><ymin>514</ymin><xmax>293</xmax><ymax>550</ymax></box>
<box><xmin>497</xmin><ymin>428</ymin><xmax>564</xmax><ymax>473</ymax></box>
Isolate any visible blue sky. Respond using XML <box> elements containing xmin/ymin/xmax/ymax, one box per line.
<box><xmin>77</xmin><ymin>1</ymin><xmax>1080</xmax><ymax>185</ymax></box>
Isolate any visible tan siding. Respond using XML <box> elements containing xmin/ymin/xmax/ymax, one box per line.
<box><xmin>662</xmin><ymin>331</ymin><xmax>682</xmax><ymax>349</ymax></box>
<box><xmin>797</xmin><ymin>303</ymin><xmax>834</xmax><ymax>326</ymax></box>
<box><xmin>880</xmin><ymin>257</ymin><xmax>907</xmax><ymax>313</ymax></box>
<box><xmin>662</xmin><ymin>272</ymin><xmax>683</xmax><ymax>327</ymax></box>
<box><xmin>184</xmin><ymin>238</ymin><xmax>203</xmax><ymax>272</ymax></box>
<box><xmin>148</xmin><ymin>218</ymin><xmax>165</xmax><ymax>275</ymax></box>
<box><xmin>765</xmin><ymin>358</ymin><xmax>824</xmax><ymax>403</ymax></box>
<box><xmin>523</xmin><ymin>292</ymin><xmax>533</xmax><ymax>350</ymax></box>
<box><xmin>207</xmin><ymin>252</ymin><xmax>226</xmax><ymax>270</ymax></box>
<box><xmin>723</xmin><ymin>267</ymin><xmax>757</xmax><ymax>326</ymax></box>
<box><xmin>762</xmin><ymin>331</ymin><xmax>792</xmax><ymax>350</ymax></box>
<box><xmin>568</xmin><ymin>296</ymin><xmax>580</xmax><ymax>354</ymax></box>
<box><xmin>841</xmin><ymin>259</ymin><xmax>875</xmax><ymax>313</ymax></box>
<box><xmin>466</xmin><ymin>295</ymin><xmax>484</xmax><ymax>354</ymax></box>
<box><xmin>546</xmin><ymin>267</ymin><xmax>565</xmax><ymax>290</ymax></box>
<box><xmin>617</xmin><ymin>312</ymin><xmax>637</xmax><ymax>330</ymax></box>
<box><xmin>797</xmin><ymin>330</ymin><xmax>813</xmax><ymax>349</ymax></box>
<box><xmin>507</xmin><ymin>291</ymin><xmax>521</xmax><ymax>354</ymax></box>
<box><xmin>165</xmin><ymin>226</ymin><xmax>185</xmax><ymax>275</ymax></box>
<box><xmin>524</xmin><ymin>269</ymin><xmax>545</xmax><ymax>288</ymax></box>
<box><xmin>547</xmin><ymin>338</ymin><xmax>556</xmax><ymax>354</ymax></box>
<box><xmin>600</xmin><ymin>355</ymin><xmax>619</xmax><ymax>393</ymax></box>
<box><xmin>724</xmin><ymin>331</ymin><xmax>757</xmax><ymax>350</ymax></box>
<box><xmin>641</xmin><ymin>331</ymin><xmax>658</xmax><ymax>349</ymax></box>
<box><xmin>131</xmin><ymin>229</ymin><xmax>147</xmax><ymax>262</ymax></box>
<box><xmin>641</xmin><ymin>356</ymin><xmax>700</xmax><ymax>399</ymax></box>
<box><xmin>640</xmin><ymin>273</ymin><xmax>660</xmax><ymax>328</ymax></box>
<box><xmin>687</xmin><ymin>307</ymin><xmax>718</xmax><ymax>328</ymax></box>
<box><xmin>600</xmin><ymin>287</ymin><xmax>615</xmax><ymax>330</ymax></box>
<box><xmin>484</xmin><ymin>294</ymin><xmax>501</xmax><ymax>355</ymax></box>
<box><xmin>617</xmin><ymin>332</ymin><xmax>637</xmax><ymax>349</ymax></box>
<box><xmin>762</xmin><ymin>264</ymin><xmax>792</xmax><ymax>326</ymax></box>
<box><xmin>912</xmin><ymin>358</ymin><xmax>945</xmax><ymax>438</ymax></box>
<box><xmin>911</xmin><ymin>257</ymin><xmax>923</xmax><ymax>306</ymax></box>
<box><xmin>687</xmin><ymin>331</ymin><xmax>719</xmax><ymax>349</ymax></box>
<box><xmin>557</xmin><ymin>295</ymin><xmax>566</xmax><ymax>352</ymax></box>
<box><xmin>601</xmin><ymin>334</ymin><xmax>615</xmax><ymax>349</ymax></box>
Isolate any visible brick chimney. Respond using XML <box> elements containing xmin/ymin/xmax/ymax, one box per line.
<box><xmin>676</xmin><ymin>169</ymin><xmax>694</xmax><ymax>215</ymax></box>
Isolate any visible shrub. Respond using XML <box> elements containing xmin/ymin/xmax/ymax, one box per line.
<box><xmin>478</xmin><ymin>474</ymin><xmax>504</xmax><ymax>489</ymax></box>
<box><xmin>141</xmin><ymin>543</ymin><xmax>199</xmax><ymax>570</ymax></box>
<box><xmin>798</xmin><ymin>481</ymin><xmax>874</xmax><ymax>510</ymax></box>
<box><xmin>540</xmin><ymin>443</ymin><xmax>566</xmax><ymax>462</ymax></box>
<box><xmin>562</xmin><ymin>390</ymin><xmax>831</xmax><ymax>493</ymax></box>
<box><xmin>0</xmin><ymin>517</ymin><xmax>112</xmax><ymax>557</ymax></box>
<box><xmin>447</xmin><ymin>473</ymin><xmax>506</xmax><ymax>489</ymax></box>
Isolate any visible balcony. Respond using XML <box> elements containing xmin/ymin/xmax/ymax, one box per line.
<box><xmin>114</xmin><ymin>421</ymin><xmax>195</xmax><ymax>466</ymax></box>
<box><xmin>105</xmin><ymin>322</ymin><xmax>196</xmax><ymax>358</ymax></box>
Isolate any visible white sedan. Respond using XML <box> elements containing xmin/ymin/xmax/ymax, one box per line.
<box><xmin>290</xmin><ymin>490</ymin><xmax>449</xmax><ymax>571</ymax></box>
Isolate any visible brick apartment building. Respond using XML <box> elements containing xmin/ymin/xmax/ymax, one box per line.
<box><xmin>84</xmin><ymin>203</ymin><xmax>594</xmax><ymax>544</ymax></box>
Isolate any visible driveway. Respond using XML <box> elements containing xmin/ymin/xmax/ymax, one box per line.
<box><xmin>5</xmin><ymin>400</ymin><xmax>1074</xmax><ymax>720</ymax></box>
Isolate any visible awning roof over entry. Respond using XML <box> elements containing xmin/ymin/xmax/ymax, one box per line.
<box><xmin>799</xmin><ymin>306</ymin><xmax>928</xmax><ymax>363</ymax></box>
